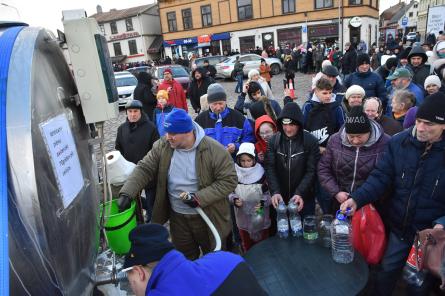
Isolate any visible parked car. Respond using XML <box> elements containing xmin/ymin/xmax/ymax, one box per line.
<box><xmin>114</xmin><ymin>74</ymin><xmax>137</xmax><ymax>107</ymax></box>
<box><xmin>215</xmin><ymin>54</ymin><xmax>282</xmax><ymax>80</ymax></box>
<box><xmin>193</xmin><ymin>55</ymin><xmax>227</xmax><ymax>68</ymax></box>
<box><xmin>114</xmin><ymin>70</ymin><xmax>132</xmax><ymax>77</ymax></box>
<box><xmin>127</xmin><ymin>66</ymin><xmax>151</xmax><ymax>76</ymax></box>
<box><xmin>406</xmin><ymin>32</ymin><xmax>417</xmax><ymax>43</ymax></box>
<box><xmin>150</xmin><ymin>65</ymin><xmax>190</xmax><ymax>94</ymax></box>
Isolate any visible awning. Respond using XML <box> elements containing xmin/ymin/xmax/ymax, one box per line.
<box><xmin>111</xmin><ymin>55</ymin><xmax>127</xmax><ymax>63</ymax></box>
<box><xmin>148</xmin><ymin>35</ymin><xmax>163</xmax><ymax>54</ymax></box>
<box><xmin>211</xmin><ymin>32</ymin><xmax>230</xmax><ymax>41</ymax></box>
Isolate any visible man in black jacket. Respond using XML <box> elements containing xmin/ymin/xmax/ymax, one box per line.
<box><xmin>187</xmin><ymin>67</ymin><xmax>213</xmax><ymax>114</ymax></box>
<box><xmin>264</xmin><ymin>102</ymin><xmax>320</xmax><ymax>220</ymax></box>
<box><xmin>341</xmin><ymin>42</ymin><xmax>357</xmax><ymax>78</ymax></box>
<box><xmin>203</xmin><ymin>59</ymin><xmax>217</xmax><ymax>79</ymax></box>
<box><xmin>133</xmin><ymin>72</ymin><xmax>157</xmax><ymax>121</ymax></box>
<box><xmin>407</xmin><ymin>46</ymin><xmax>431</xmax><ymax>88</ymax></box>
<box><xmin>115</xmin><ymin>100</ymin><xmax>159</xmax><ymax>220</ymax></box>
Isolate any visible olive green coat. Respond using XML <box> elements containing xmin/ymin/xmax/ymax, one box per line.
<box><xmin>120</xmin><ymin>136</ymin><xmax>237</xmax><ymax>243</ymax></box>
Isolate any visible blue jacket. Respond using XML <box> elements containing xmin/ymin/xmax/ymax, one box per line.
<box><xmin>302</xmin><ymin>94</ymin><xmax>345</xmax><ymax>147</ymax></box>
<box><xmin>146</xmin><ymin>250</ymin><xmax>266</xmax><ymax>295</ymax></box>
<box><xmin>351</xmin><ymin>128</ymin><xmax>445</xmax><ymax>240</ymax></box>
<box><xmin>385</xmin><ymin>83</ymin><xmax>424</xmax><ymax>116</ymax></box>
<box><xmin>195</xmin><ymin>107</ymin><xmax>255</xmax><ymax>152</ymax></box>
<box><xmin>153</xmin><ymin>105</ymin><xmax>174</xmax><ymax>137</ymax></box>
<box><xmin>344</xmin><ymin>70</ymin><xmax>388</xmax><ymax>107</ymax></box>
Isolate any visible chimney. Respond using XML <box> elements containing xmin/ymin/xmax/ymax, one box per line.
<box><xmin>96</xmin><ymin>5</ymin><xmax>103</xmax><ymax>14</ymax></box>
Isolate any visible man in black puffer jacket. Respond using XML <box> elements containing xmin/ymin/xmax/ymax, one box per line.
<box><xmin>264</xmin><ymin>102</ymin><xmax>320</xmax><ymax>229</ymax></box>
<box><xmin>187</xmin><ymin>67</ymin><xmax>213</xmax><ymax>114</ymax></box>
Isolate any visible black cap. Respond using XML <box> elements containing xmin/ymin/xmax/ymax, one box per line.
<box><xmin>416</xmin><ymin>92</ymin><xmax>445</xmax><ymax>124</ymax></box>
<box><xmin>125</xmin><ymin>100</ymin><xmax>143</xmax><ymax>110</ymax></box>
<box><xmin>322</xmin><ymin>65</ymin><xmax>339</xmax><ymax>77</ymax></box>
<box><xmin>356</xmin><ymin>53</ymin><xmax>370</xmax><ymax>66</ymax></box>
<box><xmin>385</xmin><ymin>57</ymin><xmax>398</xmax><ymax>69</ymax></box>
<box><xmin>123</xmin><ymin>224</ymin><xmax>174</xmax><ymax>269</ymax></box>
<box><xmin>345</xmin><ymin>106</ymin><xmax>371</xmax><ymax>134</ymax></box>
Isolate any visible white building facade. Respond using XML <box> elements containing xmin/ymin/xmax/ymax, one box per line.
<box><xmin>92</xmin><ymin>4</ymin><xmax>162</xmax><ymax>64</ymax></box>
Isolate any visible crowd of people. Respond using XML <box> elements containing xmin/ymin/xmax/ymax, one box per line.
<box><xmin>112</xmin><ymin>36</ymin><xmax>445</xmax><ymax>296</ymax></box>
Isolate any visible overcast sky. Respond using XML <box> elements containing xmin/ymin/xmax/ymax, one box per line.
<box><xmin>2</xmin><ymin>0</ymin><xmax>400</xmax><ymax>33</ymax></box>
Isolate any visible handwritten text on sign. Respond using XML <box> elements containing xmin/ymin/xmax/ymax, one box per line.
<box><xmin>40</xmin><ymin>114</ymin><xmax>84</xmax><ymax>208</ymax></box>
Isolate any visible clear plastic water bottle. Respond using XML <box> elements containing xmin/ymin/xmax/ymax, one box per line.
<box><xmin>331</xmin><ymin>210</ymin><xmax>354</xmax><ymax>264</ymax></box>
<box><xmin>277</xmin><ymin>201</ymin><xmax>289</xmax><ymax>239</ymax></box>
<box><xmin>403</xmin><ymin>242</ymin><xmax>425</xmax><ymax>286</ymax></box>
<box><xmin>288</xmin><ymin>202</ymin><xmax>302</xmax><ymax>237</ymax></box>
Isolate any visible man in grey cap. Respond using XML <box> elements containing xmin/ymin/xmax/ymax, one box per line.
<box><xmin>386</xmin><ymin>68</ymin><xmax>424</xmax><ymax>115</ymax></box>
<box><xmin>195</xmin><ymin>83</ymin><xmax>254</xmax><ymax>156</ymax></box>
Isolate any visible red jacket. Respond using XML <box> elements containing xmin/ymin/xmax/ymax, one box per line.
<box><xmin>158</xmin><ymin>79</ymin><xmax>188</xmax><ymax>111</ymax></box>
<box><xmin>254</xmin><ymin>115</ymin><xmax>277</xmax><ymax>157</ymax></box>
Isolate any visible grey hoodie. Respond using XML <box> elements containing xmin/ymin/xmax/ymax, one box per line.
<box><xmin>168</xmin><ymin>122</ymin><xmax>206</xmax><ymax>214</ymax></box>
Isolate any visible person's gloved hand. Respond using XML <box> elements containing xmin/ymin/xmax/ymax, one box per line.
<box><xmin>179</xmin><ymin>192</ymin><xmax>199</xmax><ymax>208</ymax></box>
<box><xmin>117</xmin><ymin>193</ymin><xmax>132</xmax><ymax>212</ymax></box>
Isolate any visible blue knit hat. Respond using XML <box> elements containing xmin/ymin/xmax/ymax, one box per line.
<box><xmin>164</xmin><ymin>108</ymin><xmax>194</xmax><ymax>133</ymax></box>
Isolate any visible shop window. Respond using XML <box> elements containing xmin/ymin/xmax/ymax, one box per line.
<box><xmin>315</xmin><ymin>0</ymin><xmax>333</xmax><ymax>8</ymax></box>
<box><xmin>222</xmin><ymin>39</ymin><xmax>231</xmax><ymax>55</ymax></box>
<box><xmin>113</xmin><ymin>42</ymin><xmax>122</xmax><ymax>56</ymax></box>
<box><xmin>201</xmin><ymin>5</ymin><xmax>212</xmax><ymax>27</ymax></box>
<box><xmin>110</xmin><ymin>21</ymin><xmax>118</xmax><ymax>34</ymax></box>
<box><xmin>238</xmin><ymin>0</ymin><xmax>253</xmax><ymax>20</ymax></box>
<box><xmin>99</xmin><ymin>24</ymin><xmax>105</xmax><ymax>35</ymax></box>
<box><xmin>349</xmin><ymin>0</ymin><xmax>362</xmax><ymax>4</ymax></box>
<box><xmin>167</xmin><ymin>12</ymin><xmax>177</xmax><ymax>32</ymax></box>
<box><xmin>182</xmin><ymin>8</ymin><xmax>193</xmax><ymax>30</ymax></box>
<box><xmin>128</xmin><ymin>40</ymin><xmax>138</xmax><ymax>55</ymax></box>
<box><xmin>282</xmin><ymin>0</ymin><xmax>296</xmax><ymax>13</ymax></box>
<box><xmin>125</xmin><ymin>18</ymin><xmax>133</xmax><ymax>31</ymax></box>
<box><xmin>239</xmin><ymin>36</ymin><xmax>255</xmax><ymax>53</ymax></box>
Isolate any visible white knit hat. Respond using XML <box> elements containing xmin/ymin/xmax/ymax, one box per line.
<box><xmin>248</xmin><ymin>69</ymin><xmax>260</xmax><ymax>79</ymax></box>
<box><xmin>424</xmin><ymin>75</ymin><xmax>442</xmax><ymax>89</ymax></box>
<box><xmin>321</xmin><ymin>60</ymin><xmax>332</xmax><ymax>68</ymax></box>
<box><xmin>236</xmin><ymin>142</ymin><xmax>256</xmax><ymax>158</ymax></box>
<box><xmin>345</xmin><ymin>85</ymin><xmax>366</xmax><ymax>100</ymax></box>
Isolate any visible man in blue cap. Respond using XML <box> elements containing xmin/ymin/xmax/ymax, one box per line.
<box><xmin>118</xmin><ymin>108</ymin><xmax>237</xmax><ymax>260</ymax></box>
<box><xmin>122</xmin><ymin>224</ymin><xmax>266</xmax><ymax>296</ymax></box>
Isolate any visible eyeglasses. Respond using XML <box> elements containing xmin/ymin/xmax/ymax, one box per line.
<box><xmin>259</xmin><ymin>130</ymin><xmax>274</xmax><ymax>137</ymax></box>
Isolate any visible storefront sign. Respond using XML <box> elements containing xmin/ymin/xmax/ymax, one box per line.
<box><xmin>211</xmin><ymin>32</ymin><xmax>231</xmax><ymax>41</ymax></box>
<box><xmin>109</xmin><ymin>32</ymin><xmax>140</xmax><ymax>41</ymax></box>
<box><xmin>349</xmin><ymin>17</ymin><xmax>362</xmax><ymax>28</ymax></box>
<box><xmin>427</xmin><ymin>6</ymin><xmax>445</xmax><ymax>37</ymax></box>
<box><xmin>163</xmin><ymin>37</ymin><xmax>198</xmax><ymax>47</ymax></box>
<box><xmin>308</xmin><ymin>24</ymin><xmax>339</xmax><ymax>38</ymax></box>
<box><xmin>277</xmin><ymin>27</ymin><xmax>302</xmax><ymax>48</ymax></box>
<box><xmin>198</xmin><ymin>35</ymin><xmax>211</xmax><ymax>47</ymax></box>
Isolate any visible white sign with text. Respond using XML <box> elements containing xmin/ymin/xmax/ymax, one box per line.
<box><xmin>427</xmin><ymin>6</ymin><xmax>445</xmax><ymax>37</ymax></box>
<box><xmin>40</xmin><ymin>114</ymin><xmax>84</xmax><ymax>208</ymax></box>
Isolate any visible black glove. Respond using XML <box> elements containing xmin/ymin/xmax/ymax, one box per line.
<box><xmin>180</xmin><ymin>192</ymin><xmax>199</xmax><ymax>208</ymax></box>
<box><xmin>117</xmin><ymin>193</ymin><xmax>131</xmax><ymax>212</ymax></box>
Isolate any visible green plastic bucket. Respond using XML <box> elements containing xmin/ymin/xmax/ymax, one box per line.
<box><xmin>101</xmin><ymin>199</ymin><xmax>137</xmax><ymax>255</ymax></box>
